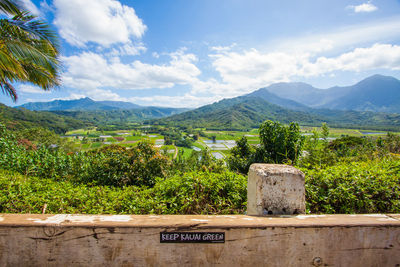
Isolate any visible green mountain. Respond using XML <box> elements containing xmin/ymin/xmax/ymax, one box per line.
<box><xmin>156</xmin><ymin>96</ymin><xmax>322</xmax><ymax>130</ymax></box>
<box><xmin>246</xmin><ymin>87</ymin><xmax>309</xmax><ymax>111</ymax></box>
<box><xmin>51</xmin><ymin>107</ymin><xmax>189</xmax><ymax>126</ymax></box>
<box><xmin>0</xmin><ymin>104</ymin><xmax>89</xmax><ymax>134</ymax></box>
<box><xmin>156</xmin><ymin>96</ymin><xmax>400</xmax><ymax>131</ymax></box>
<box><xmin>16</xmin><ymin>97</ymin><xmax>142</xmax><ymax>111</ymax></box>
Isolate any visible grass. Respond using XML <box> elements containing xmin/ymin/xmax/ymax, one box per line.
<box><xmin>67</xmin><ymin>126</ymin><xmax>398</xmax><ymax>154</ymax></box>
<box><xmin>193</xmin><ymin>142</ymin><xmax>205</xmax><ymax>149</ymax></box>
<box><xmin>178</xmin><ymin>147</ymin><xmax>193</xmax><ymax>158</ymax></box>
<box><xmin>125</xmin><ymin>136</ymin><xmax>143</xmax><ymax>141</ymax></box>
<box><xmin>91</xmin><ymin>142</ymin><xmax>102</xmax><ymax>149</ymax></box>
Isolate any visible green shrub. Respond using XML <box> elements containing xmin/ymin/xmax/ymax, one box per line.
<box><xmin>148</xmin><ymin>171</ymin><xmax>247</xmax><ymax>214</ymax></box>
<box><xmin>0</xmin><ymin>169</ymin><xmax>246</xmax><ymax>214</ymax></box>
<box><xmin>303</xmin><ymin>156</ymin><xmax>400</xmax><ymax>214</ymax></box>
<box><xmin>0</xmin><ymin>124</ymin><xmax>171</xmax><ymax>187</ymax></box>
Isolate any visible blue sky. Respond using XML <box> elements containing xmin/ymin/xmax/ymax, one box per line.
<box><xmin>2</xmin><ymin>0</ymin><xmax>400</xmax><ymax>107</ymax></box>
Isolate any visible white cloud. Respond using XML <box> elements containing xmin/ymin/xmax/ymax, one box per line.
<box><xmin>210</xmin><ymin>43</ymin><xmax>237</xmax><ymax>52</ymax></box>
<box><xmin>209</xmin><ymin>43</ymin><xmax>400</xmax><ymax>95</ymax></box>
<box><xmin>53</xmin><ymin>0</ymin><xmax>147</xmax><ymax>47</ymax></box>
<box><xmin>128</xmin><ymin>94</ymin><xmax>219</xmax><ymax>108</ymax></box>
<box><xmin>107</xmin><ymin>42</ymin><xmax>147</xmax><ymax>57</ymax></box>
<box><xmin>52</xmin><ymin>94</ymin><xmax>86</xmax><ymax>101</ymax></box>
<box><xmin>300</xmin><ymin>43</ymin><xmax>400</xmax><ymax>75</ymax></box>
<box><xmin>19</xmin><ymin>84</ymin><xmax>50</xmax><ymax>94</ymax></box>
<box><xmin>21</xmin><ymin>0</ymin><xmax>40</xmax><ymax>15</ymax></box>
<box><xmin>51</xmin><ymin>91</ymin><xmax>122</xmax><ymax>102</ymax></box>
<box><xmin>347</xmin><ymin>2</ymin><xmax>378</xmax><ymax>13</ymax></box>
<box><xmin>210</xmin><ymin>49</ymin><xmax>299</xmax><ymax>93</ymax></box>
<box><xmin>61</xmin><ymin>48</ymin><xmax>201</xmax><ymax>91</ymax></box>
<box><xmin>85</xmin><ymin>89</ymin><xmax>124</xmax><ymax>101</ymax></box>
<box><xmin>275</xmin><ymin>17</ymin><xmax>400</xmax><ymax>54</ymax></box>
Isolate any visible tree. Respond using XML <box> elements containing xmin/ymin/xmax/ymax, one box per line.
<box><xmin>0</xmin><ymin>0</ymin><xmax>60</xmax><ymax>101</ymax></box>
<box><xmin>257</xmin><ymin>120</ymin><xmax>304</xmax><ymax>164</ymax></box>
<box><xmin>228</xmin><ymin>120</ymin><xmax>304</xmax><ymax>174</ymax></box>
<box><xmin>227</xmin><ymin>136</ymin><xmax>256</xmax><ymax>174</ymax></box>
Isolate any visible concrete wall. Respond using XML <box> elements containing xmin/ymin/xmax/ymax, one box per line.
<box><xmin>0</xmin><ymin>213</ymin><xmax>399</xmax><ymax>266</ymax></box>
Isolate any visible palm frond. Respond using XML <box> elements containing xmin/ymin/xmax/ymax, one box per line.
<box><xmin>0</xmin><ymin>0</ymin><xmax>22</xmax><ymax>16</ymax></box>
<box><xmin>0</xmin><ymin>80</ymin><xmax>17</xmax><ymax>101</ymax></box>
<box><xmin>8</xmin><ymin>12</ymin><xmax>60</xmax><ymax>49</ymax></box>
<box><xmin>0</xmin><ymin>4</ymin><xmax>61</xmax><ymax>101</ymax></box>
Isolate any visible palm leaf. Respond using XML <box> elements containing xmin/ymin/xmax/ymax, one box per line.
<box><xmin>0</xmin><ymin>0</ymin><xmax>21</xmax><ymax>16</ymax></box>
<box><xmin>0</xmin><ymin>80</ymin><xmax>17</xmax><ymax>101</ymax></box>
<box><xmin>0</xmin><ymin>2</ymin><xmax>60</xmax><ymax>102</ymax></box>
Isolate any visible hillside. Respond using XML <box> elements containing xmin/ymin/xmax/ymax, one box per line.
<box><xmin>17</xmin><ymin>97</ymin><xmax>142</xmax><ymax>111</ymax></box>
<box><xmin>245</xmin><ymin>88</ymin><xmax>309</xmax><ymax>111</ymax></box>
<box><xmin>156</xmin><ymin>95</ymin><xmax>400</xmax><ymax>131</ymax></box>
<box><xmin>0</xmin><ymin>104</ymin><xmax>89</xmax><ymax>134</ymax></box>
<box><xmin>52</xmin><ymin>106</ymin><xmax>189</xmax><ymax>126</ymax></box>
<box><xmin>157</xmin><ymin>96</ymin><xmax>325</xmax><ymax>129</ymax></box>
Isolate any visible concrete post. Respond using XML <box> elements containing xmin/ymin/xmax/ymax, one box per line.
<box><xmin>247</xmin><ymin>164</ymin><xmax>305</xmax><ymax>215</ymax></box>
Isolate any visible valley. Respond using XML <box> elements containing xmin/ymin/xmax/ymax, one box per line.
<box><xmin>1</xmin><ymin>74</ymin><xmax>400</xmax><ymax>215</ymax></box>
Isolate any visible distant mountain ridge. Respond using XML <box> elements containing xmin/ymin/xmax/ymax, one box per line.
<box><xmin>319</xmin><ymin>75</ymin><xmax>400</xmax><ymax>113</ymax></box>
<box><xmin>17</xmin><ymin>97</ymin><xmax>142</xmax><ymax>111</ymax></box>
<box><xmin>156</xmin><ymin>95</ymin><xmax>400</xmax><ymax>131</ymax></box>
<box><xmin>51</xmin><ymin>107</ymin><xmax>190</xmax><ymax>126</ymax></box>
<box><xmin>156</xmin><ymin>74</ymin><xmax>400</xmax><ymax>130</ymax></box>
<box><xmin>12</xmin><ymin>74</ymin><xmax>400</xmax><ymax>131</ymax></box>
<box><xmin>245</xmin><ymin>88</ymin><xmax>309</xmax><ymax>111</ymax></box>
<box><xmin>263</xmin><ymin>74</ymin><xmax>400</xmax><ymax>113</ymax></box>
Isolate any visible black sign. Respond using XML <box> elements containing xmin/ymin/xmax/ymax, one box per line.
<box><xmin>160</xmin><ymin>232</ymin><xmax>225</xmax><ymax>243</ymax></box>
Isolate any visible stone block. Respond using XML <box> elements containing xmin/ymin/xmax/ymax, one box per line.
<box><xmin>247</xmin><ymin>163</ymin><xmax>305</xmax><ymax>215</ymax></box>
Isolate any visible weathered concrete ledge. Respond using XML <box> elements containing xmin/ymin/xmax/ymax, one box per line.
<box><xmin>0</xmin><ymin>214</ymin><xmax>399</xmax><ymax>266</ymax></box>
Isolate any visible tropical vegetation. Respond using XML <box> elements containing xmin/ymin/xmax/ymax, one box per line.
<box><xmin>0</xmin><ymin>120</ymin><xmax>399</xmax><ymax>214</ymax></box>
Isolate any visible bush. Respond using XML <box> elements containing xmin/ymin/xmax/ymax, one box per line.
<box><xmin>0</xmin><ymin>124</ymin><xmax>170</xmax><ymax>187</ymax></box>
<box><xmin>0</xmin><ymin>169</ymin><xmax>246</xmax><ymax>214</ymax></box>
<box><xmin>303</xmin><ymin>156</ymin><xmax>400</xmax><ymax>214</ymax></box>
<box><xmin>82</xmin><ymin>143</ymin><xmax>171</xmax><ymax>187</ymax></box>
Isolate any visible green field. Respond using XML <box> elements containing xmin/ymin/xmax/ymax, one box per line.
<box><xmin>62</xmin><ymin>125</ymin><xmax>398</xmax><ymax>156</ymax></box>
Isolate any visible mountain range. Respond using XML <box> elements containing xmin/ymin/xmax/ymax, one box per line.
<box><xmin>7</xmin><ymin>74</ymin><xmax>400</xmax><ymax>131</ymax></box>
<box><xmin>261</xmin><ymin>74</ymin><xmax>400</xmax><ymax>113</ymax></box>
<box><xmin>17</xmin><ymin>97</ymin><xmax>142</xmax><ymax>111</ymax></box>
<box><xmin>156</xmin><ymin>75</ymin><xmax>400</xmax><ymax>130</ymax></box>
<box><xmin>16</xmin><ymin>74</ymin><xmax>400</xmax><ymax>114</ymax></box>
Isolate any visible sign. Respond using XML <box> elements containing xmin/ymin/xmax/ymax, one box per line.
<box><xmin>160</xmin><ymin>232</ymin><xmax>225</xmax><ymax>243</ymax></box>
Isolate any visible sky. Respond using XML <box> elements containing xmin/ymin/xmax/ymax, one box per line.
<box><xmin>2</xmin><ymin>0</ymin><xmax>400</xmax><ymax>107</ymax></box>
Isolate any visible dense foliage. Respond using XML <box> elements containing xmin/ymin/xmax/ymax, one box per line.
<box><xmin>0</xmin><ymin>169</ymin><xmax>246</xmax><ymax>214</ymax></box>
<box><xmin>0</xmin><ymin>125</ymin><xmax>171</xmax><ymax>187</ymax></box>
<box><xmin>303</xmin><ymin>158</ymin><xmax>400</xmax><ymax>213</ymax></box>
<box><xmin>228</xmin><ymin>120</ymin><xmax>304</xmax><ymax>173</ymax></box>
<box><xmin>1</xmin><ymin>121</ymin><xmax>400</xmax><ymax>214</ymax></box>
